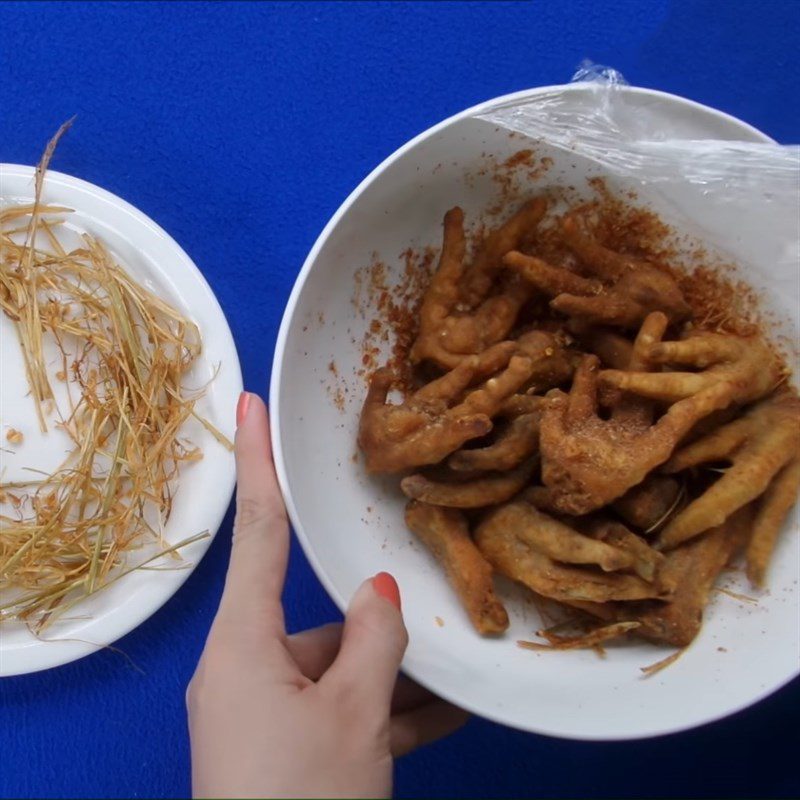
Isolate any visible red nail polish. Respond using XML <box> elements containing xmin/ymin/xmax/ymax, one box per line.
<box><xmin>372</xmin><ymin>571</ymin><xmax>401</xmax><ymax>611</ymax></box>
<box><xmin>236</xmin><ymin>391</ymin><xmax>251</xmax><ymax>427</ymax></box>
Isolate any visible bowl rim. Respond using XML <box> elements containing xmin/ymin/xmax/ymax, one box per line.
<box><xmin>269</xmin><ymin>83</ymin><xmax>788</xmax><ymax>740</ymax></box>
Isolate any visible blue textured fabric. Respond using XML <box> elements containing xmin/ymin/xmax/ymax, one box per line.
<box><xmin>1</xmin><ymin>2</ymin><xmax>798</xmax><ymax>798</ymax></box>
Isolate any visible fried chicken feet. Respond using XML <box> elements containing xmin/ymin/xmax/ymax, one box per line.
<box><xmin>601</xmin><ymin>330</ymin><xmax>783</xmax><ymax>408</ymax></box>
<box><xmin>410</xmin><ymin>203</ymin><xmax>544</xmax><ymax>369</ymax></box>
<box><xmin>405</xmin><ymin>501</ymin><xmax>509</xmax><ymax>634</ymax></box>
<box><xmin>401</xmin><ymin>458</ymin><xmax>537</xmax><ymax>508</ymax></box>
<box><xmin>503</xmin><ymin>213</ymin><xmax>690</xmax><ymax>329</ymax></box>
<box><xmin>358</xmin><ymin>345</ymin><xmax>536</xmax><ymax>473</ymax></box>
<box><xmin>659</xmin><ymin>393</ymin><xmax>800</xmax><ymax>555</ymax></box>
<box><xmin>538</xmin><ymin>314</ymin><xmax>679</xmax><ymax>513</ymax></box>
<box><xmin>475</xmin><ymin>509</ymin><xmax>667</xmax><ymax>603</ymax></box>
<box><xmin>623</xmin><ymin>507</ymin><xmax>753</xmax><ymax>646</ymax></box>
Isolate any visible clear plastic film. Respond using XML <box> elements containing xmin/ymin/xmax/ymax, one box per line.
<box><xmin>474</xmin><ymin>62</ymin><xmax>800</xmax><ymax>345</ymax></box>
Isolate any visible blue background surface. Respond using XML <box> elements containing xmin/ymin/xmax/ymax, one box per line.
<box><xmin>1</xmin><ymin>2</ymin><xmax>799</xmax><ymax>798</ymax></box>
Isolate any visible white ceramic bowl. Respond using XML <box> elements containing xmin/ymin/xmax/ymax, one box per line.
<box><xmin>270</xmin><ymin>85</ymin><xmax>800</xmax><ymax>740</ymax></box>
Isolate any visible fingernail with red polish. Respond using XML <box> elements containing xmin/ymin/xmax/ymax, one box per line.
<box><xmin>372</xmin><ymin>571</ymin><xmax>401</xmax><ymax>611</ymax></box>
<box><xmin>236</xmin><ymin>391</ymin><xmax>251</xmax><ymax>428</ymax></box>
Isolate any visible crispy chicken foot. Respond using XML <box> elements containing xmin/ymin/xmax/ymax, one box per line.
<box><xmin>747</xmin><ymin>457</ymin><xmax>800</xmax><ymax>587</ymax></box>
<box><xmin>405</xmin><ymin>501</ymin><xmax>509</xmax><ymax>634</ymax></box>
<box><xmin>448</xmin><ymin>412</ymin><xmax>540</xmax><ymax>472</ymax></box>
<box><xmin>601</xmin><ymin>330</ymin><xmax>783</xmax><ymax>408</ymax></box>
<box><xmin>503</xmin><ymin>213</ymin><xmax>690</xmax><ymax>329</ymax></box>
<box><xmin>461</xmin><ymin>197</ymin><xmax>548</xmax><ymax>307</ymax></box>
<box><xmin>659</xmin><ymin>393</ymin><xmax>800</xmax><ymax>555</ymax></box>
<box><xmin>476</xmin><ymin>510</ymin><xmax>668</xmax><ymax>603</ymax></box>
<box><xmin>583</xmin><ymin>518</ymin><xmax>666</xmax><ymax>583</ymax></box>
<box><xmin>622</xmin><ymin>506</ymin><xmax>753</xmax><ymax>646</ymax></box>
<box><xmin>478</xmin><ymin>501</ymin><xmax>638</xmax><ymax>572</ymax></box>
<box><xmin>359</xmin><ymin>346</ymin><xmax>542</xmax><ymax>473</ymax></box>
<box><xmin>401</xmin><ymin>458</ymin><xmax>537</xmax><ymax>508</ymax></box>
<box><xmin>410</xmin><ymin>203</ymin><xmax>544</xmax><ymax>369</ymax></box>
<box><xmin>539</xmin><ymin>313</ymin><xmax>701</xmax><ymax>513</ymax></box>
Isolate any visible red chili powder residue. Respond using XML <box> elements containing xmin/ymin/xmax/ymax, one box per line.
<box><xmin>502</xmin><ymin>149</ymin><xmax>535</xmax><ymax>170</ymax></box>
<box><xmin>580</xmin><ymin>177</ymin><xmax>672</xmax><ymax>259</ymax></box>
<box><xmin>464</xmin><ymin>148</ymin><xmax>554</xmax><ymax>215</ymax></box>
<box><xmin>323</xmin><ymin>359</ymin><xmax>347</xmax><ymax>411</ymax></box>
<box><xmin>324</xmin><ymin>382</ymin><xmax>346</xmax><ymax>412</ymax></box>
<box><xmin>485</xmin><ymin>149</ymin><xmax>555</xmax><ymax>216</ymax></box>
<box><xmin>353</xmin><ymin>246</ymin><xmax>436</xmax><ymax>388</ymax></box>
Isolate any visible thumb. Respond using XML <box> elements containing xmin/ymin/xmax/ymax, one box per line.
<box><xmin>320</xmin><ymin>573</ymin><xmax>408</xmax><ymax>711</ymax></box>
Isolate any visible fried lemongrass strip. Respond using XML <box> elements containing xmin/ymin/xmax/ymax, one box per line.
<box><xmin>518</xmin><ymin>621</ymin><xmax>640</xmax><ymax>651</ymax></box>
<box><xmin>190</xmin><ymin>408</ymin><xmax>234</xmax><ymax>451</ymax></box>
<box><xmin>0</xmin><ymin>203</ymin><xmax>73</xmax><ymax>224</ymax></box>
<box><xmin>401</xmin><ymin>459</ymin><xmax>536</xmax><ymax>508</ymax></box>
<box><xmin>87</xmin><ymin>398</ymin><xmax>128</xmax><ymax>593</ymax></box>
<box><xmin>714</xmin><ymin>586</ymin><xmax>758</xmax><ymax>605</ymax></box>
<box><xmin>640</xmin><ymin>648</ymin><xmax>687</xmax><ymax>678</ymax></box>
<box><xmin>0</xmin><ymin>130</ymin><xmax>218</xmax><ymax>628</ymax></box>
<box><xmin>404</xmin><ymin>501</ymin><xmax>508</xmax><ymax>635</ymax></box>
<box><xmin>10</xmin><ymin>122</ymin><xmax>74</xmax><ymax>431</ymax></box>
<box><xmin>1</xmin><ymin>531</ymin><xmax>210</xmax><ymax>627</ymax></box>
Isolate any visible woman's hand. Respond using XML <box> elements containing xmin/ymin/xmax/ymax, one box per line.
<box><xmin>187</xmin><ymin>392</ymin><xmax>468</xmax><ymax>799</ymax></box>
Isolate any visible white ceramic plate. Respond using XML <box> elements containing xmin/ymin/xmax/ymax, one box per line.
<box><xmin>0</xmin><ymin>166</ymin><xmax>241</xmax><ymax>676</ymax></box>
<box><xmin>271</xmin><ymin>84</ymin><xmax>800</xmax><ymax>740</ymax></box>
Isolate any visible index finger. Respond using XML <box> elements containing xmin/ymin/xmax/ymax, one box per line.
<box><xmin>217</xmin><ymin>391</ymin><xmax>290</xmax><ymax>633</ymax></box>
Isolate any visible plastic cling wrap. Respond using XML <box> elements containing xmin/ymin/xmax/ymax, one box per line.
<box><xmin>475</xmin><ymin>64</ymin><xmax>800</xmax><ymax>347</ymax></box>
